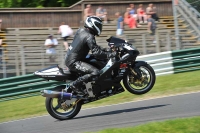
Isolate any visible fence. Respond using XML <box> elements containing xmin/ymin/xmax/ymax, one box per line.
<box><xmin>0</xmin><ymin>74</ymin><xmax>64</xmax><ymax>102</ymax></box>
<box><xmin>1</xmin><ymin>47</ymin><xmax>200</xmax><ymax>102</ymax></box>
<box><xmin>0</xmin><ymin>32</ymin><xmax>198</xmax><ymax>78</ymax></box>
<box><xmin>0</xmin><ymin>45</ymin><xmax>66</xmax><ymax>78</ymax></box>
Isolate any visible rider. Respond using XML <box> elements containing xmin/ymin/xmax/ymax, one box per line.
<box><xmin>65</xmin><ymin>16</ymin><xmax>116</xmax><ymax>93</ymax></box>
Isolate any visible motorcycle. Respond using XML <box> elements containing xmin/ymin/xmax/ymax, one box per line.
<box><xmin>34</xmin><ymin>36</ymin><xmax>156</xmax><ymax>120</ymax></box>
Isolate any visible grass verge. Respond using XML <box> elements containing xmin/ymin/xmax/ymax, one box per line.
<box><xmin>91</xmin><ymin>116</ymin><xmax>200</xmax><ymax>133</ymax></box>
<box><xmin>1</xmin><ymin>70</ymin><xmax>200</xmax><ymax>122</ymax></box>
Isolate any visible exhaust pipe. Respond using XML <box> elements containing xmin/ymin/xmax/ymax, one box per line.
<box><xmin>41</xmin><ymin>90</ymin><xmax>73</xmax><ymax>100</ymax></box>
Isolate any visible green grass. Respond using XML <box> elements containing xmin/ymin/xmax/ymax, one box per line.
<box><xmin>91</xmin><ymin>116</ymin><xmax>200</xmax><ymax>133</ymax></box>
<box><xmin>1</xmin><ymin>70</ymin><xmax>200</xmax><ymax>123</ymax></box>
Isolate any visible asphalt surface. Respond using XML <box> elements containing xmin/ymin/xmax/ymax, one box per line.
<box><xmin>1</xmin><ymin>92</ymin><xmax>200</xmax><ymax>133</ymax></box>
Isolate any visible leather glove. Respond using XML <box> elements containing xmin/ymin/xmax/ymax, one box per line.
<box><xmin>102</xmin><ymin>47</ymin><xmax>111</xmax><ymax>52</ymax></box>
<box><xmin>108</xmin><ymin>51</ymin><xmax>117</xmax><ymax>58</ymax></box>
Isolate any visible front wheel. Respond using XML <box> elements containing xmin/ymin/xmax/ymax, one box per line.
<box><xmin>123</xmin><ymin>63</ymin><xmax>156</xmax><ymax>95</ymax></box>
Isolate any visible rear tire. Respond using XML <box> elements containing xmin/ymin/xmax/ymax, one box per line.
<box><xmin>123</xmin><ymin>63</ymin><xmax>156</xmax><ymax>95</ymax></box>
<box><xmin>45</xmin><ymin>85</ymin><xmax>82</xmax><ymax>120</ymax></box>
<box><xmin>45</xmin><ymin>97</ymin><xmax>82</xmax><ymax>120</ymax></box>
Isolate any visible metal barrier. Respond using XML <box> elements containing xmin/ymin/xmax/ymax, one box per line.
<box><xmin>137</xmin><ymin>47</ymin><xmax>200</xmax><ymax>75</ymax></box>
<box><xmin>178</xmin><ymin>0</ymin><xmax>200</xmax><ymax>38</ymax></box>
<box><xmin>0</xmin><ymin>74</ymin><xmax>64</xmax><ymax>102</ymax></box>
<box><xmin>1</xmin><ymin>47</ymin><xmax>200</xmax><ymax>102</ymax></box>
<box><xmin>172</xmin><ymin>47</ymin><xmax>200</xmax><ymax>73</ymax></box>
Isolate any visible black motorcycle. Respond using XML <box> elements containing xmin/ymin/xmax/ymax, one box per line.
<box><xmin>34</xmin><ymin>36</ymin><xmax>156</xmax><ymax>120</ymax></box>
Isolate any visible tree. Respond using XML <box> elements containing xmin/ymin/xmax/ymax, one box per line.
<box><xmin>0</xmin><ymin>0</ymin><xmax>80</xmax><ymax>8</ymax></box>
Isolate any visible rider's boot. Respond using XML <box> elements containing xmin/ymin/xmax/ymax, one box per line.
<box><xmin>64</xmin><ymin>76</ymin><xmax>89</xmax><ymax>95</ymax></box>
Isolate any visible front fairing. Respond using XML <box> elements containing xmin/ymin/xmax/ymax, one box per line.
<box><xmin>107</xmin><ymin>36</ymin><xmax>126</xmax><ymax>47</ymax></box>
<box><xmin>107</xmin><ymin>36</ymin><xmax>140</xmax><ymax>55</ymax></box>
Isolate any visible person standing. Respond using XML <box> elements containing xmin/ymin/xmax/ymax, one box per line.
<box><xmin>44</xmin><ymin>35</ymin><xmax>58</xmax><ymax>62</ymax></box>
<box><xmin>147</xmin><ymin>14</ymin><xmax>157</xmax><ymax>44</ymax></box>
<box><xmin>115</xmin><ymin>12</ymin><xmax>124</xmax><ymax>36</ymax></box>
<box><xmin>58</xmin><ymin>22</ymin><xmax>73</xmax><ymax>50</ymax></box>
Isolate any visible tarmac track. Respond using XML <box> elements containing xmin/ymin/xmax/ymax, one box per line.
<box><xmin>0</xmin><ymin>92</ymin><xmax>200</xmax><ymax>133</ymax></box>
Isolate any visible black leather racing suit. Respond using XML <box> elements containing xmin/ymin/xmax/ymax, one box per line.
<box><xmin>65</xmin><ymin>28</ymin><xmax>113</xmax><ymax>89</ymax></box>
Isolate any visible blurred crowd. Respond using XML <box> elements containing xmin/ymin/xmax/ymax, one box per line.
<box><xmin>44</xmin><ymin>3</ymin><xmax>159</xmax><ymax>62</ymax></box>
<box><xmin>83</xmin><ymin>3</ymin><xmax>159</xmax><ymax>37</ymax></box>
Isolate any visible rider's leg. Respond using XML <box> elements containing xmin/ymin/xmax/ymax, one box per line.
<box><xmin>67</xmin><ymin>61</ymin><xmax>99</xmax><ymax>92</ymax></box>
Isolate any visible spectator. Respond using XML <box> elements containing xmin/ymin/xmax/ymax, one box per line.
<box><xmin>0</xmin><ymin>19</ymin><xmax>2</xmax><ymax>31</ymax></box>
<box><xmin>0</xmin><ymin>39</ymin><xmax>2</xmax><ymax>63</ymax></box>
<box><xmin>147</xmin><ymin>14</ymin><xmax>157</xmax><ymax>44</ymax></box>
<box><xmin>137</xmin><ymin>4</ymin><xmax>147</xmax><ymax>23</ymax></box>
<box><xmin>115</xmin><ymin>12</ymin><xmax>123</xmax><ymax>36</ymax></box>
<box><xmin>124</xmin><ymin>8</ymin><xmax>137</xmax><ymax>29</ymax></box>
<box><xmin>58</xmin><ymin>22</ymin><xmax>73</xmax><ymax>50</ymax></box>
<box><xmin>175</xmin><ymin>0</ymin><xmax>179</xmax><ymax>5</ymax></box>
<box><xmin>96</xmin><ymin>5</ymin><xmax>108</xmax><ymax>23</ymax></box>
<box><xmin>84</xmin><ymin>4</ymin><xmax>93</xmax><ymax>21</ymax></box>
<box><xmin>146</xmin><ymin>3</ymin><xmax>159</xmax><ymax>21</ymax></box>
<box><xmin>129</xmin><ymin>4</ymin><xmax>138</xmax><ymax>20</ymax></box>
<box><xmin>44</xmin><ymin>35</ymin><xmax>58</xmax><ymax>62</ymax></box>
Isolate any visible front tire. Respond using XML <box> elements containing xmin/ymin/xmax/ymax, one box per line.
<box><xmin>123</xmin><ymin>63</ymin><xmax>156</xmax><ymax>95</ymax></box>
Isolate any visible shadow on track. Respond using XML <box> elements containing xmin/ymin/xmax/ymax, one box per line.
<box><xmin>74</xmin><ymin>104</ymin><xmax>170</xmax><ymax>119</ymax></box>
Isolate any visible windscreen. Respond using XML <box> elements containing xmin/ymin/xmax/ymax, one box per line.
<box><xmin>106</xmin><ymin>36</ymin><xmax>126</xmax><ymax>47</ymax></box>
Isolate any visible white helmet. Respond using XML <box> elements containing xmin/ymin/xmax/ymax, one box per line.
<box><xmin>84</xmin><ymin>16</ymin><xmax>103</xmax><ymax>36</ymax></box>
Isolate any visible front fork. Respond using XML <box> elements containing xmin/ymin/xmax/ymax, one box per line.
<box><xmin>129</xmin><ymin>67</ymin><xmax>142</xmax><ymax>79</ymax></box>
<box><xmin>129</xmin><ymin>61</ymin><xmax>148</xmax><ymax>80</ymax></box>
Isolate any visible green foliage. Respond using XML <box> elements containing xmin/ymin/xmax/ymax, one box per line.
<box><xmin>0</xmin><ymin>0</ymin><xmax>80</xmax><ymax>8</ymax></box>
<box><xmin>186</xmin><ymin>0</ymin><xmax>200</xmax><ymax>12</ymax></box>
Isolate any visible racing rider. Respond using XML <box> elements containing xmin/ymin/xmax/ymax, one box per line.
<box><xmin>65</xmin><ymin>16</ymin><xmax>116</xmax><ymax>93</ymax></box>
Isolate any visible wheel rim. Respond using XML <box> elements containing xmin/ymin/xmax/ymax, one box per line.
<box><xmin>50</xmin><ymin>98</ymin><xmax>77</xmax><ymax>118</ymax></box>
<box><xmin>126</xmin><ymin>66</ymin><xmax>153</xmax><ymax>92</ymax></box>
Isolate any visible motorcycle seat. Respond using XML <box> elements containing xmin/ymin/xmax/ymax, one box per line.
<box><xmin>59</xmin><ymin>67</ymin><xmax>76</xmax><ymax>75</ymax></box>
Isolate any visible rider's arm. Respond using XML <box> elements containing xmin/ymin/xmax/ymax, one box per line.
<box><xmin>86</xmin><ymin>36</ymin><xmax>115</xmax><ymax>59</ymax></box>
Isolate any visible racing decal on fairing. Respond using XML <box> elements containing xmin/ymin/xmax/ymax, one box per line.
<box><xmin>34</xmin><ymin>67</ymin><xmax>62</xmax><ymax>76</ymax></box>
<box><xmin>100</xmin><ymin>59</ymin><xmax>113</xmax><ymax>74</ymax></box>
<box><xmin>124</xmin><ymin>44</ymin><xmax>134</xmax><ymax>50</ymax></box>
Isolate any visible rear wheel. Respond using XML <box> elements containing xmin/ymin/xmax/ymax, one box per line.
<box><xmin>45</xmin><ymin>97</ymin><xmax>82</xmax><ymax>120</ymax></box>
<box><xmin>45</xmin><ymin>85</ymin><xmax>82</xmax><ymax>120</ymax></box>
<box><xmin>123</xmin><ymin>64</ymin><xmax>156</xmax><ymax>95</ymax></box>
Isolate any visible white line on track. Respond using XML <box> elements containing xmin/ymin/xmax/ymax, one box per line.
<box><xmin>1</xmin><ymin>91</ymin><xmax>200</xmax><ymax>125</ymax></box>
